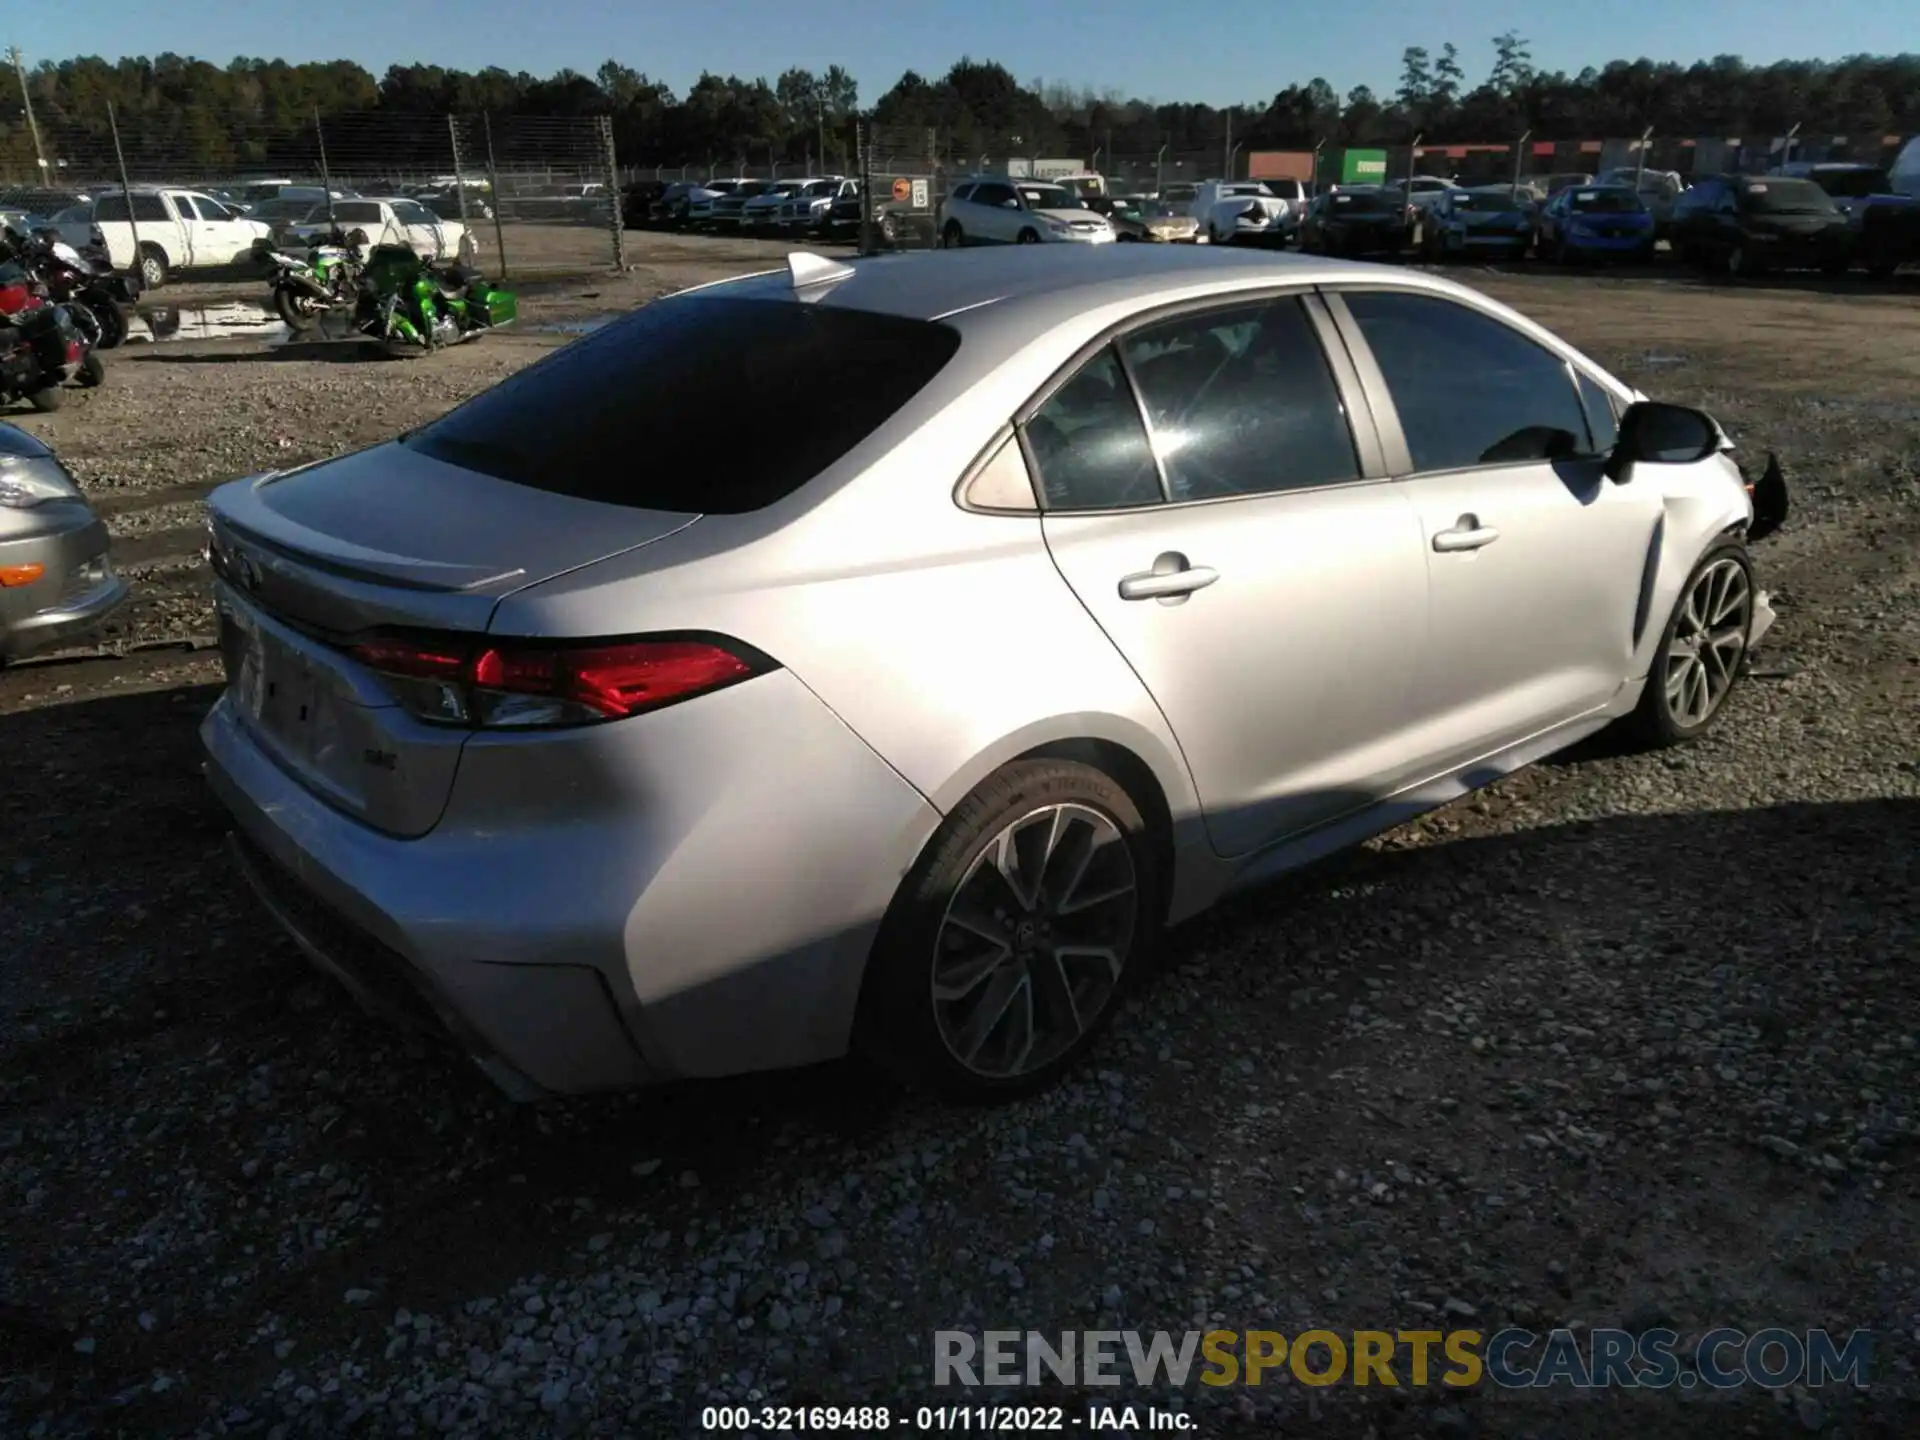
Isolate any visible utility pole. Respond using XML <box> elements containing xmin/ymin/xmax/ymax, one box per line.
<box><xmin>1512</xmin><ymin>128</ymin><xmax>1531</xmax><ymax>192</ymax></box>
<box><xmin>1634</xmin><ymin>125</ymin><xmax>1654</xmax><ymax>189</ymax></box>
<box><xmin>9</xmin><ymin>47</ymin><xmax>49</xmax><ymax>178</ymax></box>
<box><xmin>1223</xmin><ymin>111</ymin><xmax>1232</xmax><ymax>179</ymax></box>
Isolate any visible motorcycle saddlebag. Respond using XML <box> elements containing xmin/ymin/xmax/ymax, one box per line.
<box><xmin>471</xmin><ymin>284</ymin><xmax>517</xmax><ymax>328</ymax></box>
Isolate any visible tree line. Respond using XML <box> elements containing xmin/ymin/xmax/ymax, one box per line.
<box><xmin>3</xmin><ymin>43</ymin><xmax>1917</xmax><ymax>178</ymax></box>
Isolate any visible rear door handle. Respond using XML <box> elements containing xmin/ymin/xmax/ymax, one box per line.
<box><xmin>1433</xmin><ymin>517</ymin><xmax>1500</xmax><ymax>553</ymax></box>
<box><xmin>1118</xmin><ymin>553</ymin><xmax>1219</xmax><ymax>602</ymax></box>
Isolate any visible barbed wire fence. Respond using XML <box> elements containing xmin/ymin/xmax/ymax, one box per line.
<box><xmin>0</xmin><ymin>106</ymin><xmax>627</xmax><ymax>277</ymax></box>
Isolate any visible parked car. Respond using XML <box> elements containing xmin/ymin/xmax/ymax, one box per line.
<box><xmin>1775</xmin><ymin>162</ymin><xmax>1920</xmax><ymax>277</ymax></box>
<box><xmin>1083</xmin><ymin>195</ymin><xmax>1203</xmax><ymax>243</ymax></box>
<box><xmin>1189</xmin><ymin>179</ymin><xmax>1304</xmax><ymax>246</ymax></box>
<box><xmin>413</xmin><ymin>188</ymin><xmax>495</xmax><ymax>222</ymax></box>
<box><xmin>243</xmin><ymin>197</ymin><xmax>330</xmax><ymax>230</ymax></box>
<box><xmin>741</xmin><ymin>180</ymin><xmax>812</xmax><ymax>229</ymax></box>
<box><xmin>1669</xmin><ymin>174</ymin><xmax>1852</xmax><ymax>277</ymax></box>
<box><xmin>1536</xmin><ymin>184</ymin><xmax>1657</xmax><ymax>263</ymax></box>
<box><xmin>775</xmin><ymin>178</ymin><xmax>856</xmax><ymax>233</ymax></box>
<box><xmin>286</xmin><ymin>198</ymin><xmax>474</xmax><ymax>263</ymax></box>
<box><xmin>52</xmin><ymin>188</ymin><xmax>274</xmax><ymax>288</ymax></box>
<box><xmin>1051</xmin><ymin>172</ymin><xmax>1108</xmax><ymax>200</ymax></box>
<box><xmin>1391</xmin><ymin>175</ymin><xmax>1458</xmax><ymax>212</ymax></box>
<box><xmin>1297</xmin><ymin>186</ymin><xmax>1414</xmax><ymax>257</ymax></box>
<box><xmin>229</xmin><ymin>183</ymin><xmax>357</xmax><ymax>215</ymax></box>
<box><xmin>649</xmin><ymin>181</ymin><xmax>717</xmax><ymax>228</ymax></box>
<box><xmin>621</xmin><ymin>180</ymin><xmax>669</xmax><ymax>228</ymax></box>
<box><xmin>0</xmin><ymin>422</ymin><xmax>128</xmax><ymax>664</ymax></box>
<box><xmin>1893</xmin><ymin>136</ymin><xmax>1920</xmax><ymax>197</ymax></box>
<box><xmin>817</xmin><ymin>181</ymin><xmax>927</xmax><ymax>247</ymax></box>
<box><xmin>199</xmin><ymin>245</ymin><xmax>1786</xmax><ymax>1102</ymax></box>
<box><xmin>686</xmin><ymin>179</ymin><xmax>748</xmax><ymax>228</ymax></box>
<box><xmin>702</xmin><ymin>180</ymin><xmax>787</xmax><ymax>229</ymax></box>
<box><xmin>938</xmin><ymin>178</ymin><xmax>1115</xmax><ymax>247</ymax></box>
<box><xmin>1421</xmin><ymin>185</ymin><xmax>1536</xmax><ymax>262</ymax></box>
<box><xmin>1541</xmin><ymin>172</ymin><xmax>1596</xmax><ymax>196</ymax></box>
<box><xmin>1596</xmin><ymin>168</ymin><xmax>1684</xmax><ymax>238</ymax></box>
<box><xmin>1159</xmin><ymin>182</ymin><xmax>1199</xmax><ymax>208</ymax></box>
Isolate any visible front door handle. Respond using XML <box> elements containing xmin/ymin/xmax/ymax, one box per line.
<box><xmin>1432</xmin><ymin>516</ymin><xmax>1500</xmax><ymax>553</ymax></box>
<box><xmin>1118</xmin><ymin>552</ymin><xmax>1219</xmax><ymax>603</ymax></box>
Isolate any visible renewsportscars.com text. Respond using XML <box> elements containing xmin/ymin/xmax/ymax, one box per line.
<box><xmin>934</xmin><ymin>1327</ymin><xmax>1875</xmax><ymax>1389</ymax></box>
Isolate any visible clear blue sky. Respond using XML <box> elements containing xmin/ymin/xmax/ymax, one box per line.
<box><xmin>14</xmin><ymin>0</ymin><xmax>1913</xmax><ymax>107</ymax></box>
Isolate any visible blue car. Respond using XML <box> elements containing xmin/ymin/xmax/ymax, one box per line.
<box><xmin>1420</xmin><ymin>185</ymin><xmax>1536</xmax><ymax>262</ymax></box>
<box><xmin>1537</xmin><ymin>184</ymin><xmax>1657</xmax><ymax>263</ymax></box>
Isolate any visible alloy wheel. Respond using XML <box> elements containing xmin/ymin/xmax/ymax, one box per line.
<box><xmin>930</xmin><ymin>803</ymin><xmax>1138</xmax><ymax>1081</ymax></box>
<box><xmin>1665</xmin><ymin>557</ymin><xmax>1751</xmax><ymax>727</ymax></box>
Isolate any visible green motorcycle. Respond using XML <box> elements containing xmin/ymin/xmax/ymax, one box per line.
<box><xmin>353</xmin><ymin>243</ymin><xmax>516</xmax><ymax>357</ymax></box>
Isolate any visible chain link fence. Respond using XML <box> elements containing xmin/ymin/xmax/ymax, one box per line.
<box><xmin>0</xmin><ymin>107</ymin><xmax>627</xmax><ymax>279</ymax></box>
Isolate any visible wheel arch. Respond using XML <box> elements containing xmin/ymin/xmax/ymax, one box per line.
<box><xmin>1628</xmin><ymin>478</ymin><xmax>1754</xmax><ymax>680</ymax></box>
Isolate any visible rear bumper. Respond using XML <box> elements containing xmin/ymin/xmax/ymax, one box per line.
<box><xmin>200</xmin><ymin>667</ymin><xmax>940</xmax><ymax>1098</ymax></box>
<box><xmin>0</xmin><ymin>509</ymin><xmax>129</xmax><ymax>661</ymax></box>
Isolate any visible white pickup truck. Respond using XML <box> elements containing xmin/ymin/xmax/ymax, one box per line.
<box><xmin>51</xmin><ymin>187</ymin><xmax>273</xmax><ymax>288</ymax></box>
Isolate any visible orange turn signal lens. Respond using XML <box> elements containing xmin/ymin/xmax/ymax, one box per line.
<box><xmin>0</xmin><ymin>563</ymin><xmax>47</xmax><ymax>587</ymax></box>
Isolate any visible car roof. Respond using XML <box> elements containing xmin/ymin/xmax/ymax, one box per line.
<box><xmin>698</xmin><ymin>245</ymin><xmax>1464</xmax><ymax>327</ymax></box>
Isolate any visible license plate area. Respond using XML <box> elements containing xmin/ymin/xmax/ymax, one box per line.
<box><xmin>220</xmin><ymin>595</ymin><xmax>321</xmax><ymax>762</ymax></box>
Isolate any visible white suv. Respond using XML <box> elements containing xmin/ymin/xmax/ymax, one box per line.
<box><xmin>938</xmin><ymin>178</ymin><xmax>1116</xmax><ymax>247</ymax></box>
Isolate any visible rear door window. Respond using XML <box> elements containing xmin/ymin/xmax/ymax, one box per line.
<box><xmin>403</xmin><ymin>296</ymin><xmax>962</xmax><ymax>513</ymax></box>
<box><xmin>1119</xmin><ymin>299</ymin><xmax>1360</xmax><ymax>501</ymax></box>
<box><xmin>1023</xmin><ymin>348</ymin><xmax>1163</xmax><ymax>511</ymax></box>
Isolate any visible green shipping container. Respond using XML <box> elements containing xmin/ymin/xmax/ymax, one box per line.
<box><xmin>1341</xmin><ymin>149</ymin><xmax>1389</xmax><ymax>184</ymax></box>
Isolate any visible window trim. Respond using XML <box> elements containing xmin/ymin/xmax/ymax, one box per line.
<box><xmin>1007</xmin><ymin>284</ymin><xmax>1391</xmax><ymax>516</ymax></box>
<box><xmin>1318</xmin><ymin>283</ymin><xmax>1627</xmax><ymax>479</ymax></box>
<box><xmin>954</xmin><ymin>426</ymin><xmax>1040</xmax><ymax>514</ymax></box>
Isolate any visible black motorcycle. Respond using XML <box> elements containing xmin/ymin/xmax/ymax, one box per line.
<box><xmin>28</xmin><ymin>229</ymin><xmax>137</xmax><ymax>350</ymax></box>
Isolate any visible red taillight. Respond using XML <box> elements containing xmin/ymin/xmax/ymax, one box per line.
<box><xmin>346</xmin><ymin>634</ymin><xmax>763</xmax><ymax>728</ymax></box>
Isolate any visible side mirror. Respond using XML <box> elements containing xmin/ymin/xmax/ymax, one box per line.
<box><xmin>1603</xmin><ymin>400</ymin><xmax>1723</xmax><ymax>483</ymax></box>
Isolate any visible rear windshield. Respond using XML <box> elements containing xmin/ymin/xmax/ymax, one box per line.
<box><xmin>1808</xmin><ymin>168</ymin><xmax>1891</xmax><ymax>199</ymax></box>
<box><xmin>1568</xmin><ymin>188</ymin><xmax>1645</xmax><ymax>213</ymax></box>
<box><xmin>402</xmin><ymin>296</ymin><xmax>962</xmax><ymax>513</ymax></box>
<box><xmin>1453</xmin><ymin>189</ymin><xmax>1525</xmax><ymax>210</ymax></box>
<box><xmin>1738</xmin><ymin>178</ymin><xmax>1838</xmax><ymax>214</ymax></box>
<box><xmin>1332</xmin><ymin>190</ymin><xmax>1394</xmax><ymax>212</ymax></box>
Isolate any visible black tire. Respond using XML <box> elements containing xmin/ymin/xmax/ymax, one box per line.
<box><xmin>1016</xmin><ymin>227</ymin><xmax>1040</xmax><ymax>244</ymax></box>
<box><xmin>76</xmin><ymin>352</ymin><xmax>105</xmax><ymax>388</ymax></box>
<box><xmin>27</xmin><ymin>386</ymin><xmax>62</xmax><ymax>413</ymax></box>
<box><xmin>880</xmin><ymin>212</ymin><xmax>900</xmax><ymax>247</ymax></box>
<box><xmin>137</xmin><ymin>244</ymin><xmax>169</xmax><ymax>289</ymax></box>
<box><xmin>941</xmin><ymin>221</ymin><xmax>964</xmax><ymax>250</ymax></box>
<box><xmin>1725</xmin><ymin>245</ymin><xmax>1752</xmax><ymax>278</ymax></box>
<box><xmin>90</xmin><ymin>301</ymin><xmax>129</xmax><ymax>350</ymax></box>
<box><xmin>273</xmin><ymin>286</ymin><xmax>322</xmax><ymax>331</ymax></box>
<box><xmin>855</xmin><ymin>757</ymin><xmax>1164</xmax><ymax>1101</ymax></box>
<box><xmin>1623</xmin><ymin>538</ymin><xmax>1756</xmax><ymax>749</ymax></box>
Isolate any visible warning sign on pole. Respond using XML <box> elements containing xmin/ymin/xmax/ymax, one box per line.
<box><xmin>911</xmin><ymin>178</ymin><xmax>929</xmax><ymax>209</ymax></box>
<box><xmin>891</xmin><ymin>177</ymin><xmax>911</xmax><ymax>202</ymax></box>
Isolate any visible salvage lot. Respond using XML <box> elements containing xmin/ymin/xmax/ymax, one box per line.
<box><xmin>1</xmin><ymin>234</ymin><xmax>1917</xmax><ymax>1438</ymax></box>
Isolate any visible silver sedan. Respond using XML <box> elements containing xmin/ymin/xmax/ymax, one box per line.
<box><xmin>200</xmin><ymin>245</ymin><xmax>1787</xmax><ymax>1101</ymax></box>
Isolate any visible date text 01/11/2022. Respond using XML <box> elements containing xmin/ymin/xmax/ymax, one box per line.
<box><xmin>698</xmin><ymin>1403</ymin><xmax>1196</xmax><ymax>1431</ymax></box>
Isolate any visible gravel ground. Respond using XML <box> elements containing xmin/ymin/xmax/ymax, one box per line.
<box><xmin>1</xmin><ymin>246</ymin><xmax>1916</xmax><ymax>1439</ymax></box>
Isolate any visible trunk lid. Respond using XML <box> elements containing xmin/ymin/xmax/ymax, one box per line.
<box><xmin>206</xmin><ymin>441</ymin><xmax>699</xmax><ymax>836</ymax></box>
